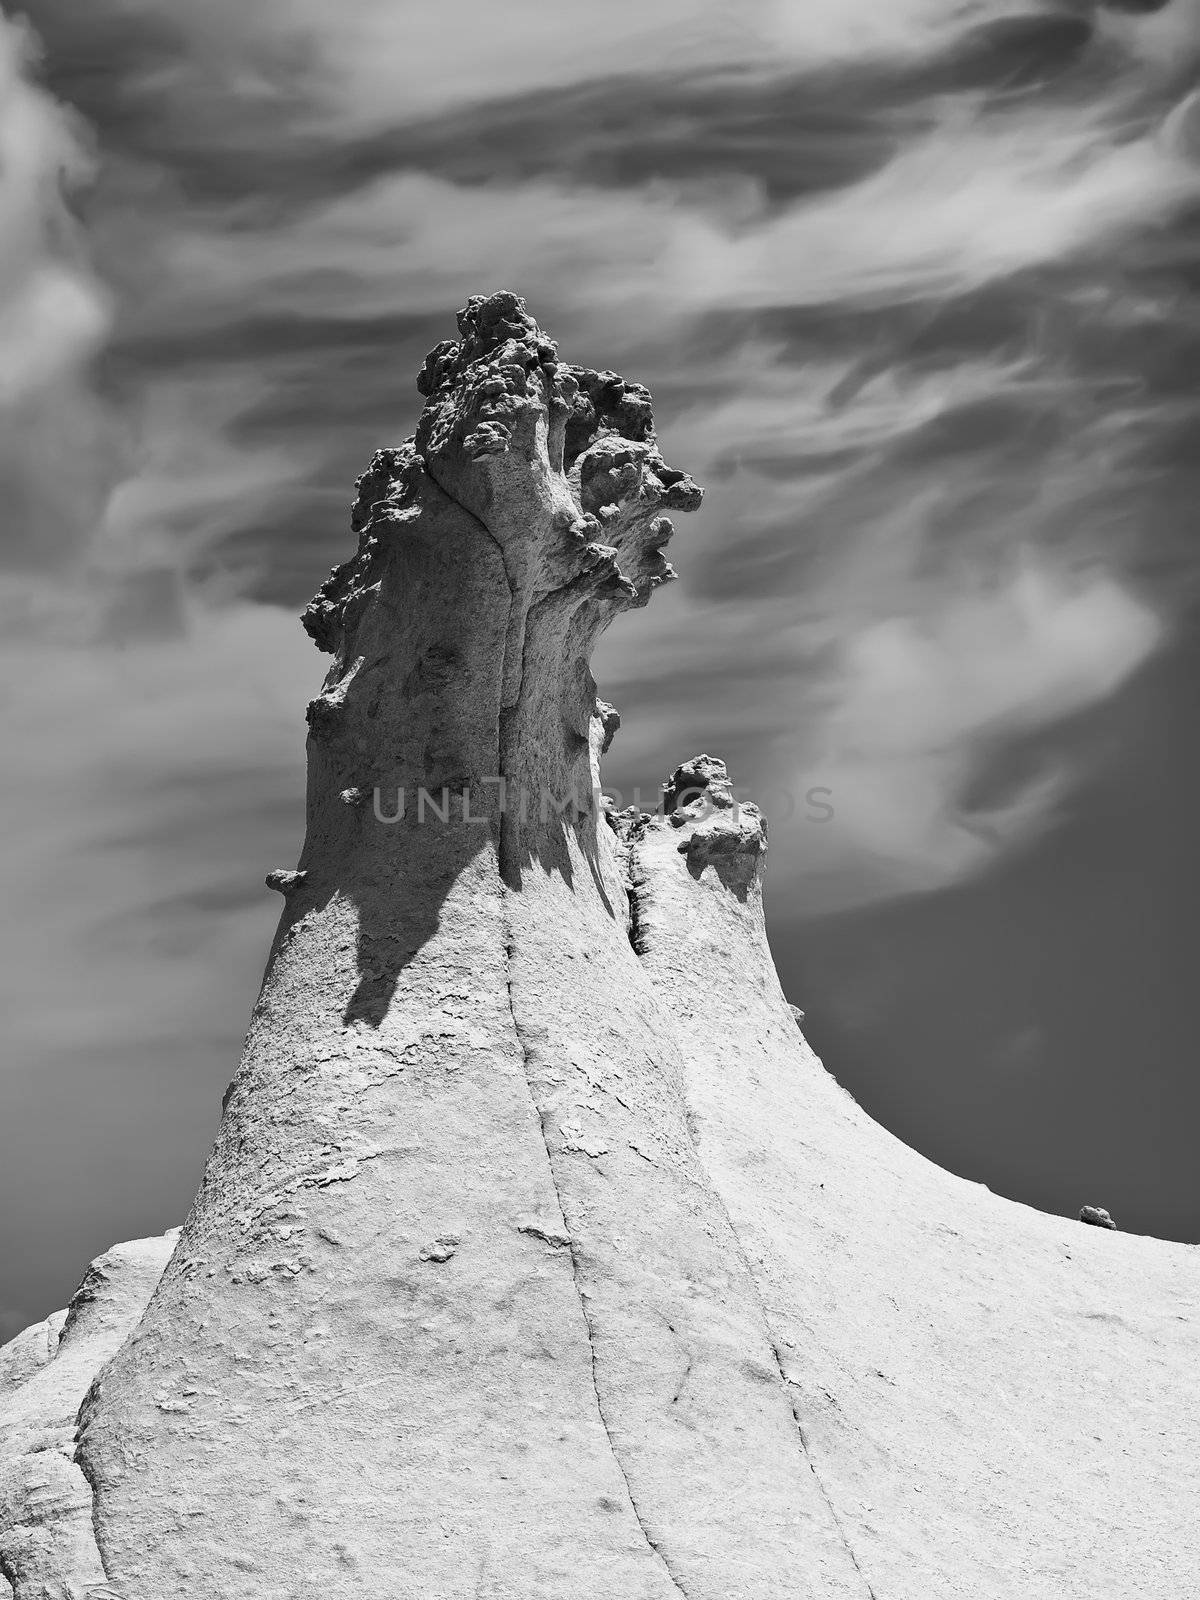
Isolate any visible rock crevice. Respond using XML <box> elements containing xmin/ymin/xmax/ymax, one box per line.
<box><xmin>502</xmin><ymin>946</ymin><xmax>691</xmax><ymax>1600</ymax></box>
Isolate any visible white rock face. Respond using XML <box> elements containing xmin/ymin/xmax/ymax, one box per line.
<box><xmin>0</xmin><ymin>1232</ymin><xmax>176</xmax><ymax>1599</ymax></box>
<box><xmin>2</xmin><ymin>295</ymin><xmax>1196</xmax><ymax>1598</ymax></box>
<box><xmin>627</xmin><ymin>757</ymin><xmax>1200</xmax><ymax>1600</ymax></box>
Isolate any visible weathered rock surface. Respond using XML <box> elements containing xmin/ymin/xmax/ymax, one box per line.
<box><xmin>2</xmin><ymin>294</ymin><xmax>1196</xmax><ymax>1598</ymax></box>
<box><xmin>1079</xmin><ymin>1204</ymin><xmax>1118</xmax><ymax>1229</ymax></box>
<box><xmin>0</xmin><ymin>1232</ymin><xmax>176</xmax><ymax>1599</ymax></box>
<box><xmin>625</xmin><ymin>760</ymin><xmax>1199</xmax><ymax>1600</ymax></box>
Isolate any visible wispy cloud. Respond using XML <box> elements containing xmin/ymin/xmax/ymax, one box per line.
<box><xmin>1096</xmin><ymin>0</ymin><xmax>1200</xmax><ymax>70</ymax></box>
<box><xmin>122</xmin><ymin>89</ymin><xmax>1200</xmax><ymax>333</ymax></box>
<box><xmin>51</xmin><ymin>0</ymin><xmax>756</xmax><ymax>135</ymax></box>
<box><xmin>0</xmin><ymin>15</ymin><xmax>108</xmax><ymax>397</ymax></box>
<box><xmin>0</xmin><ymin>605</ymin><xmax>311</xmax><ymax>1066</ymax></box>
<box><xmin>782</xmin><ymin>560</ymin><xmax>1162</xmax><ymax>909</ymax></box>
<box><xmin>712</xmin><ymin>109</ymin><xmax>1200</xmax><ymax>310</ymax></box>
<box><xmin>0</xmin><ymin>9</ymin><xmax>116</xmax><ymax>575</ymax></box>
<box><xmin>757</xmin><ymin>0</ymin><xmax>1019</xmax><ymax>64</ymax></box>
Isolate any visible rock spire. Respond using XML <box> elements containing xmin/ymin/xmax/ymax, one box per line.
<box><xmin>1</xmin><ymin>295</ymin><xmax>1196</xmax><ymax>1600</ymax></box>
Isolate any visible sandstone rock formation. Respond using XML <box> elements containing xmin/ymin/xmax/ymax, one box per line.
<box><xmin>2</xmin><ymin>293</ymin><xmax>1197</xmax><ymax>1598</ymax></box>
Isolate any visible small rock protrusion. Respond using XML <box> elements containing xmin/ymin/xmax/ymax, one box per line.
<box><xmin>306</xmin><ymin>695</ymin><xmax>342</xmax><ymax>738</ymax></box>
<box><xmin>516</xmin><ymin>1219</ymin><xmax>572</xmax><ymax>1250</ymax></box>
<box><xmin>596</xmin><ymin>700</ymin><xmax>621</xmax><ymax>755</ymax></box>
<box><xmin>419</xmin><ymin>1236</ymin><xmax>460</xmax><ymax>1263</ymax></box>
<box><xmin>661</xmin><ymin>755</ymin><xmax>767</xmax><ymax>900</ymax></box>
<box><xmin>1079</xmin><ymin>1206</ymin><xmax>1117</xmax><ymax>1230</ymax></box>
<box><xmin>464</xmin><ymin>420</ymin><xmax>512</xmax><ymax>460</ymax></box>
<box><xmin>580</xmin><ymin>541</ymin><xmax>618</xmax><ymax>572</ymax></box>
<box><xmin>789</xmin><ymin>1004</ymin><xmax>806</xmax><ymax>1026</ymax></box>
<box><xmin>662</xmin><ymin>754</ymin><xmax>737</xmax><ymax>821</ymax></box>
<box><xmin>265</xmin><ymin>869</ymin><xmax>307</xmax><ymax>897</ymax></box>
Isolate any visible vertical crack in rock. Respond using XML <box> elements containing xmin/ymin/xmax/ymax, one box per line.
<box><xmin>618</xmin><ymin>801</ymin><xmax>879</xmax><ymax>1600</ymax></box>
<box><xmin>422</xmin><ymin>453</ymin><xmax>523</xmax><ymax>663</ymax></box>
<box><xmin>448</xmin><ymin>287</ymin><xmax>699</xmax><ymax>1593</ymax></box>
<box><xmin>0</xmin><ymin>1429</ymin><xmax>113</xmax><ymax>1598</ymax></box>
<box><xmin>674</xmin><ymin>1065</ymin><xmax>882</xmax><ymax>1600</ymax></box>
<box><xmin>74</xmin><ymin>1391</ymin><xmax>118</xmax><ymax>1595</ymax></box>
<box><xmin>622</xmin><ymin>834</ymin><xmax>650</xmax><ymax>956</ymax></box>
<box><xmin>502</xmin><ymin>945</ymin><xmax>690</xmax><ymax>1600</ymax></box>
<box><xmin>786</xmin><ymin>1407</ymin><xmax>879</xmax><ymax>1600</ymax></box>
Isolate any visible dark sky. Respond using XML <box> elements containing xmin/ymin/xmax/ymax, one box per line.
<box><xmin>3</xmin><ymin>0</ymin><xmax>1200</xmax><ymax>1339</ymax></box>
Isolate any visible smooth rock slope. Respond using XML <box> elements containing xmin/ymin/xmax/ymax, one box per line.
<box><xmin>1</xmin><ymin>293</ymin><xmax>1196</xmax><ymax>1599</ymax></box>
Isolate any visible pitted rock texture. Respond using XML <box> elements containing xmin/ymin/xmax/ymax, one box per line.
<box><xmin>265</xmin><ymin>868</ymin><xmax>306</xmax><ymax>897</ymax></box>
<box><xmin>662</xmin><ymin>754</ymin><xmax>766</xmax><ymax>897</ymax></box>
<box><xmin>3</xmin><ymin>294</ymin><xmax>1196</xmax><ymax>1598</ymax></box>
<box><xmin>1079</xmin><ymin>1205</ymin><xmax>1118</xmax><ymax>1229</ymax></box>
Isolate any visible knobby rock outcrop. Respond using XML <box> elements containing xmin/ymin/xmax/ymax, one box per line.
<box><xmin>1</xmin><ymin>294</ymin><xmax>1196</xmax><ymax>1600</ymax></box>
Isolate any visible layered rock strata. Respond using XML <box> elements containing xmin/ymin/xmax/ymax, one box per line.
<box><xmin>1</xmin><ymin>294</ymin><xmax>1196</xmax><ymax>1599</ymax></box>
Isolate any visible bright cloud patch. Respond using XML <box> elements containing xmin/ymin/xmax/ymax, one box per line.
<box><xmin>788</xmin><ymin>562</ymin><xmax>1162</xmax><ymax>907</ymax></box>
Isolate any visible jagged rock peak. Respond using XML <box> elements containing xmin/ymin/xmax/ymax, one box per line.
<box><xmin>611</xmin><ymin>755</ymin><xmax>768</xmax><ymax>906</ymax></box>
<box><xmin>302</xmin><ymin>291</ymin><xmax>702</xmax><ymax>658</ymax></box>
<box><xmin>413</xmin><ymin>289</ymin><xmax>668</xmax><ymax>472</ymax></box>
<box><xmin>662</xmin><ymin>753</ymin><xmax>740</xmax><ymax>817</ymax></box>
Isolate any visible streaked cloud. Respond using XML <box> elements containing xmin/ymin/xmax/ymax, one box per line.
<box><xmin>784</xmin><ymin>560</ymin><xmax>1162</xmax><ymax>909</ymax></box>
<box><xmin>0</xmin><ymin>14</ymin><xmax>108</xmax><ymax>398</ymax></box>
<box><xmin>0</xmin><ymin>604</ymin><xmax>311</xmax><ymax>1068</ymax></box>
<box><xmin>0</xmin><ymin>8</ymin><xmax>115</xmax><ymax>574</ymax></box>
